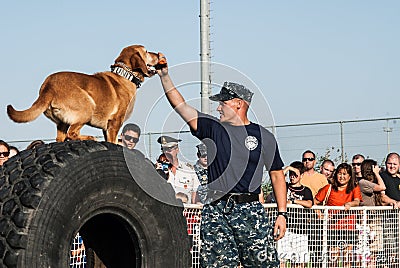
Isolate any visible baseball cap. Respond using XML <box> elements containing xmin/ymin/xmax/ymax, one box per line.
<box><xmin>209</xmin><ymin>82</ymin><xmax>254</xmax><ymax>103</ymax></box>
<box><xmin>196</xmin><ymin>143</ymin><xmax>207</xmax><ymax>157</ymax></box>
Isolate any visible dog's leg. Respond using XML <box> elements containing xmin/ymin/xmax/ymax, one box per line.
<box><xmin>67</xmin><ymin>123</ymin><xmax>96</xmax><ymax>141</ymax></box>
<box><xmin>105</xmin><ymin>118</ymin><xmax>123</xmax><ymax>144</ymax></box>
<box><xmin>56</xmin><ymin>122</ymin><xmax>70</xmax><ymax>142</ymax></box>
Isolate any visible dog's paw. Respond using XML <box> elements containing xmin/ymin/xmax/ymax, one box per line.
<box><xmin>87</xmin><ymin>136</ymin><xmax>97</xmax><ymax>141</ymax></box>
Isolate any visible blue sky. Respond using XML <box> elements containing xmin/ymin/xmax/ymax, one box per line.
<box><xmin>1</xmin><ymin>1</ymin><xmax>399</xmax><ymax>163</ymax></box>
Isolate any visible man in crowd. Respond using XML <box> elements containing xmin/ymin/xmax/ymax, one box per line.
<box><xmin>352</xmin><ymin>154</ymin><xmax>365</xmax><ymax>181</ymax></box>
<box><xmin>300</xmin><ymin>150</ymin><xmax>328</xmax><ymax>197</ymax></box>
<box><xmin>120</xmin><ymin>123</ymin><xmax>141</xmax><ymax>150</ymax></box>
<box><xmin>379</xmin><ymin>152</ymin><xmax>400</xmax><ymax>268</ymax></box>
<box><xmin>157</xmin><ymin>135</ymin><xmax>199</xmax><ymax>204</ymax></box>
<box><xmin>320</xmin><ymin>159</ymin><xmax>335</xmax><ymax>184</ymax></box>
<box><xmin>193</xmin><ymin>143</ymin><xmax>208</xmax><ymax>204</ymax></box>
<box><xmin>381</xmin><ymin>152</ymin><xmax>400</xmax><ymax>206</ymax></box>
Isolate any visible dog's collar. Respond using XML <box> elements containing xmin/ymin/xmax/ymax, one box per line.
<box><xmin>110</xmin><ymin>62</ymin><xmax>142</xmax><ymax>88</ymax></box>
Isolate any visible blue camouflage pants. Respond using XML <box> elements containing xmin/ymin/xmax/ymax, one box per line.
<box><xmin>200</xmin><ymin>201</ymin><xmax>279</xmax><ymax>268</ymax></box>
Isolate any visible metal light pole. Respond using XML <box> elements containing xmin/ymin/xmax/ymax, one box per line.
<box><xmin>340</xmin><ymin>121</ymin><xmax>345</xmax><ymax>162</ymax></box>
<box><xmin>383</xmin><ymin>120</ymin><xmax>393</xmax><ymax>154</ymax></box>
<box><xmin>200</xmin><ymin>0</ymin><xmax>211</xmax><ymax>114</ymax></box>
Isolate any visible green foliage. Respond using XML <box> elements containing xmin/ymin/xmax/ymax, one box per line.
<box><xmin>261</xmin><ymin>178</ymin><xmax>274</xmax><ymax>203</ymax></box>
<box><xmin>315</xmin><ymin>146</ymin><xmax>348</xmax><ymax>169</ymax></box>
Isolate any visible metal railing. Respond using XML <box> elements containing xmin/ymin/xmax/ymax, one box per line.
<box><xmin>70</xmin><ymin>204</ymin><xmax>400</xmax><ymax>267</ymax></box>
<box><xmin>184</xmin><ymin>204</ymin><xmax>399</xmax><ymax>268</ymax></box>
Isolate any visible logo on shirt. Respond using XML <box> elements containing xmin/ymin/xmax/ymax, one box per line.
<box><xmin>245</xmin><ymin>136</ymin><xmax>258</xmax><ymax>151</ymax></box>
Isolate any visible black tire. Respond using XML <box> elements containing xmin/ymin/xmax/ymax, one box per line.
<box><xmin>0</xmin><ymin>140</ymin><xmax>191</xmax><ymax>268</ymax></box>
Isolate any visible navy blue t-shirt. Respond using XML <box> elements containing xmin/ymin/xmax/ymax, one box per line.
<box><xmin>381</xmin><ymin>170</ymin><xmax>400</xmax><ymax>201</ymax></box>
<box><xmin>191</xmin><ymin>112</ymin><xmax>284</xmax><ymax>194</ymax></box>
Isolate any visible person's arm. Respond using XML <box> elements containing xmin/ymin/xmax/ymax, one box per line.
<box><xmin>270</xmin><ymin>169</ymin><xmax>287</xmax><ymax>240</ymax></box>
<box><xmin>157</xmin><ymin>61</ymin><xmax>198</xmax><ymax>131</ymax></box>
<box><xmin>283</xmin><ymin>166</ymin><xmax>300</xmax><ymax>177</ymax></box>
<box><xmin>381</xmin><ymin>193</ymin><xmax>399</xmax><ymax>208</ymax></box>
<box><xmin>313</xmin><ymin>197</ymin><xmax>322</xmax><ymax>205</ymax></box>
<box><xmin>191</xmin><ymin>191</ymin><xmax>197</xmax><ymax>204</ymax></box>
<box><xmin>291</xmin><ymin>199</ymin><xmax>313</xmax><ymax>208</ymax></box>
<box><xmin>344</xmin><ymin>186</ymin><xmax>361</xmax><ymax>210</ymax></box>
<box><xmin>259</xmin><ymin>190</ymin><xmax>265</xmax><ymax>203</ymax></box>
<box><xmin>373</xmin><ymin>165</ymin><xmax>386</xmax><ymax>192</ymax></box>
<box><xmin>344</xmin><ymin>199</ymin><xmax>360</xmax><ymax>210</ymax></box>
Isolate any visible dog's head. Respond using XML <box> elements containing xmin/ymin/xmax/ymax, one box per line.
<box><xmin>114</xmin><ymin>45</ymin><xmax>165</xmax><ymax>81</ymax></box>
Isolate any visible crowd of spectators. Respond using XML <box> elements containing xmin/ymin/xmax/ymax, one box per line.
<box><xmin>275</xmin><ymin>150</ymin><xmax>400</xmax><ymax>209</ymax></box>
<box><xmin>2</xmin><ymin>127</ymin><xmax>400</xmax><ymax>208</ymax></box>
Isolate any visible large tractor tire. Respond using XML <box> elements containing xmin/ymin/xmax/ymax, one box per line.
<box><xmin>0</xmin><ymin>141</ymin><xmax>191</xmax><ymax>268</ymax></box>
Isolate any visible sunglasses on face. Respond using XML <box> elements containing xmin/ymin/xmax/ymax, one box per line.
<box><xmin>0</xmin><ymin>151</ymin><xmax>10</xmax><ymax>157</ymax></box>
<box><xmin>302</xmin><ymin>157</ymin><xmax>315</xmax><ymax>162</ymax></box>
<box><xmin>352</xmin><ymin>163</ymin><xmax>362</xmax><ymax>167</ymax></box>
<box><xmin>123</xmin><ymin>134</ymin><xmax>139</xmax><ymax>143</ymax></box>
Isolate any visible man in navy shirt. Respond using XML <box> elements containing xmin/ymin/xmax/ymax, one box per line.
<box><xmin>381</xmin><ymin>152</ymin><xmax>400</xmax><ymax>205</ymax></box>
<box><xmin>157</xmin><ymin>57</ymin><xmax>287</xmax><ymax>267</ymax></box>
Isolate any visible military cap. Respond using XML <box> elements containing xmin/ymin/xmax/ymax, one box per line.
<box><xmin>157</xmin><ymin>135</ymin><xmax>182</xmax><ymax>148</ymax></box>
<box><xmin>209</xmin><ymin>81</ymin><xmax>254</xmax><ymax>103</ymax></box>
<box><xmin>196</xmin><ymin>143</ymin><xmax>207</xmax><ymax>157</ymax></box>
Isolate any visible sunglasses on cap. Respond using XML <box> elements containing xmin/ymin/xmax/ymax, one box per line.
<box><xmin>302</xmin><ymin>157</ymin><xmax>315</xmax><ymax>162</ymax></box>
<box><xmin>123</xmin><ymin>134</ymin><xmax>139</xmax><ymax>143</ymax></box>
<box><xmin>352</xmin><ymin>163</ymin><xmax>362</xmax><ymax>167</ymax></box>
<box><xmin>0</xmin><ymin>151</ymin><xmax>10</xmax><ymax>157</ymax></box>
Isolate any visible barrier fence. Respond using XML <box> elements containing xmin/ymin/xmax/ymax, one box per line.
<box><xmin>70</xmin><ymin>204</ymin><xmax>400</xmax><ymax>268</ymax></box>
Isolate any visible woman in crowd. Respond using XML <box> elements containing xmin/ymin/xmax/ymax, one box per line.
<box><xmin>314</xmin><ymin>163</ymin><xmax>362</xmax><ymax>267</ymax></box>
<box><xmin>358</xmin><ymin>159</ymin><xmax>386</xmax><ymax>206</ymax></box>
<box><xmin>0</xmin><ymin>140</ymin><xmax>10</xmax><ymax>166</ymax></box>
<box><xmin>358</xmin><ymin>159</ymin><xmax>387</xmax><ymax>266</ymax></box>
<box><xmin>314</xmin><ymin>162</ymin><xmax>362</xmax><ymax>208</ymax></box>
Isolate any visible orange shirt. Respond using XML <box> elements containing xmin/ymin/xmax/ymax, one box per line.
<box><xmin>315</xmin><ymin>184</ymin><xmax>363</xmax><ymax>206</ymax></box>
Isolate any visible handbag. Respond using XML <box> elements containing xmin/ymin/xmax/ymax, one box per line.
<box><xmin>315</xmin><ymin>185</ymin><xmax>332</xmax><ymax>219</ymax></box>
<box><xmin>322</xmin><ymin>185</ymin><xmax>332</xmax><ymax>206</ymax></box>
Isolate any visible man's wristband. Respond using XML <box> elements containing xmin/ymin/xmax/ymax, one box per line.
<box><xmin>277</xmin><ymin>211</ymin><xmax>288</xmax><ymax>221</ymax></box>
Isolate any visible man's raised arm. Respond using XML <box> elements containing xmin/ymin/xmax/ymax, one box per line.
<box><xmin>157</xmin><ymin>59</ymin><xmax>199</xmax><ymax>131</ymax></box>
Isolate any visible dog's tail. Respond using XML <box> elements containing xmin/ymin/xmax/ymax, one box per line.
<box><xmin>7</xmin><ymin>89</ymin><xmax>52</xmax><ymax>123</ymax></box>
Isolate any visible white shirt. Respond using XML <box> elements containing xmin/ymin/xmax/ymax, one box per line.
<box><xmin>167</xmin><ymin>160</ymin><xmax>200</xmax><ymax>204</ymax></box>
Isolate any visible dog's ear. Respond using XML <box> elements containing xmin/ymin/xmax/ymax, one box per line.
<box><xmin>130</xmin><ymin>52</ymin><xmax>149</xmax><ymax>76</ymax></box>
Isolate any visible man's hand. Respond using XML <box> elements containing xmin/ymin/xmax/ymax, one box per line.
<box><xmin>372</xmin><ymin>165</ymin><xmax>380</xmax><ymax>175</ymax></box>
<box><xmin>156</xmin><ymin>53</ymin><xmax>168</xmax><ymax>77</ymax></box>
<box><xmin>273</xmin><ymin>215</ymin><xmax>286</xmax><ymax>241</ymax></box>
<box><xmin>283</xmin><ymin>166</ymin><xmax>300</xmax><ymax>177</ymax></box>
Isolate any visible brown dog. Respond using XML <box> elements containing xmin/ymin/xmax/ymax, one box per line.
<box><xmin>7</xmin><ymin>45</ymin><xmax>166</xmax><ymax>144</ymax></box>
